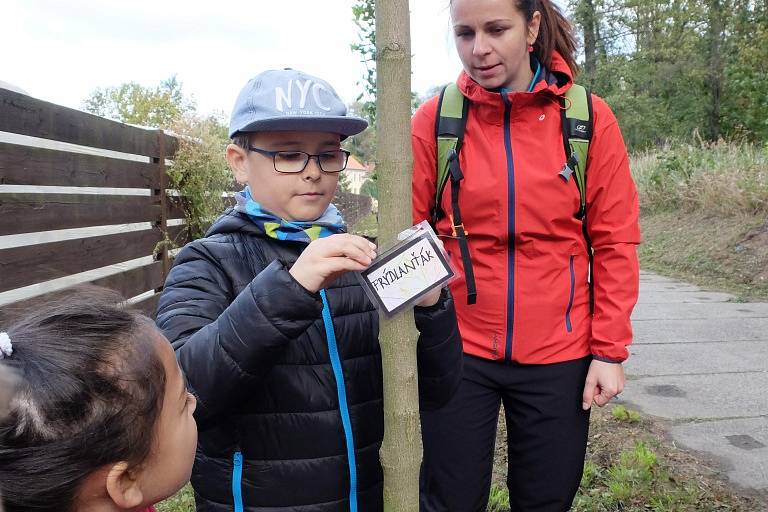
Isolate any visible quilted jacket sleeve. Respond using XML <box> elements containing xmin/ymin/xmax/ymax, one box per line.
<box><xmin>156</xmin><ymin>242</ymin><xmax>322</xmax><ymax>423</ymax></box>
<box><xmin>414</xmin><ymin>289</ymin><xmax>463</xmax><ymax>410</ymax></box>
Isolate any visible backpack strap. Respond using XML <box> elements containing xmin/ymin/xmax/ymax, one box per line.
<box><xmin>559</xmin><ymin>84</ymin><xmax>595</xmax><ymax>311</ymax></box>
<box><xmin>559</xmin><ymin>84</ymin><xmax>593</xmax><ymax>219</ymax></box>
<box><xmin>433</xmin><ymin>84</ymin><xmax>468</xmax><ymax>224</ymax></box>
<box><xmin>433</xmin><ymin>84</ymin><xmax>476</xmax><ymax>305</ymax></box>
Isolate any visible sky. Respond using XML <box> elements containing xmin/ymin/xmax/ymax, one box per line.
<box><xmin>1</xmin><ymin>0</ymin><xmax>462</xmax><ymax>117</ymax></box>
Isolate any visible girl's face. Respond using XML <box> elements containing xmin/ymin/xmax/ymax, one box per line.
<box><xmin>135</xmin><ymin>332</ymin><xmax>198</xmax><ymax>505</ymax></box>
<box><xmin>451</xmin><ymin>0</ymin><xmax>541</xmax><ymax>91</ymax></box>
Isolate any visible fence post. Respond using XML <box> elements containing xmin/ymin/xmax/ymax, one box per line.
<box><xmin>156</xmin><ymin>130</ymin><xmax>170</xmax><ymax>285</ymax></box>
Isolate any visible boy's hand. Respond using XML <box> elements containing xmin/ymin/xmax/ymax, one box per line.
<box><xmin>290</xmin><ymin>234</ymin><xmax>377</xmax><ymax>293</ymax></box>
<box><xmin>415</xmin><ymin>286</ymin><xmax>443</xmax><ymax>307</ymax></box>
<box><xmin>414</xmin><ymin>237</ymin><xmax>448</xmax><ymax>307</ymax></box>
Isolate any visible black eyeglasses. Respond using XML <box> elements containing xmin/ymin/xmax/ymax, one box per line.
<box><xmin>247</xmin><ymin>146</ymin><xmax>351</xmax><ymax>174</ymax></box>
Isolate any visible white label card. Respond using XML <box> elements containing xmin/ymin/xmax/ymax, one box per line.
<box><xmin>361</xmin><ymin>234</ymin><xmax>453</xmax><ymax>315</ymax></box>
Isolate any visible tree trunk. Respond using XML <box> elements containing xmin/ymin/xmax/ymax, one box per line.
<box><xmin>577</xmin><ymin>0</ymin><xmax>598</xmax><ymax>76</ymax></box>
<box><xmin>707</xmin><ymin>0</ymin><xmax>724</xmax><ymax>139</ymax></box>
<box><xmin>374</xmin><ymin>1</ymin><xmax>422</xmax><ymax>511</ymax></box>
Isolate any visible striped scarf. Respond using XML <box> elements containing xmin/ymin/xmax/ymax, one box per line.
<box><xmin>235</xmin><ymin>186</ymin><xmax>346</xmax><ymax>243</ymax></box>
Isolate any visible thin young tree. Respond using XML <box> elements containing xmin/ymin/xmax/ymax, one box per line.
<box><xmin>374</xmin><ymin>0</ymin><xmax>422</xmax><ymax>510</ymax></box>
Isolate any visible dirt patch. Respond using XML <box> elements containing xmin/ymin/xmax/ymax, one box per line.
<box><xmin>640</xmin><ymin>211</ymin><xmax>768</xmax><ymax>301</ymax></box>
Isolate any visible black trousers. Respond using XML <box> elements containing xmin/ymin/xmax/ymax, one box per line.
<box><xmin>420</xmin><ymin>354</ymin><xmax>591</xmax><ymax>512</ymax></box>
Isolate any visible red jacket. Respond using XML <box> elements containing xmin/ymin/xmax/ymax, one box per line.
<box><xmin>412</xmin><ymin>52</ymin><xmax>640</xmax><ymax>364</ymax></box>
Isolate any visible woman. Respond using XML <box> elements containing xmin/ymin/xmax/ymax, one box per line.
<box><xmin>412</xmin><ymin>0</ymin><xmax>640</xmax><ymax>510</ymax></box>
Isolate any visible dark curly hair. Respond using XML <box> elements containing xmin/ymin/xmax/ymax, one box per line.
<box><xmin>0</xmin><ymin>286</ymin><xmax>167</xmax><ymax>512</ymax></box>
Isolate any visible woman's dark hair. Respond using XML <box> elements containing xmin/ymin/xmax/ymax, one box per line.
<box><xmin>524</xmin><ymin>0</ymin><xmax>579</xmax><ymax>77</ymax></box>
<box><xmin>0</xmin><ymin>286</ymin><xmax>167</xmax><ymax>512</ymax></box>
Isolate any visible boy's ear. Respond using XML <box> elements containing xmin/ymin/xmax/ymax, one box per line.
<box><xmin>105</xmin><ymin>461</ymin><xmax>144</xmax><ymax>509</ymax></box>
<box><xmin>226</xmin><ymin>143</ymin><xmax>249</xmax><ymax>185</ymax></box>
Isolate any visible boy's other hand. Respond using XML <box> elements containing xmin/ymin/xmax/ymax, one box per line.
<box><xmin>290</xmin><ymin>234</ymin><xmax>377</xmax><ymax>293</ymax></box>
<box><xmin>414</xmin><ymin>286</ymin><xmax>443</xmax><ymax>308</ymax></box>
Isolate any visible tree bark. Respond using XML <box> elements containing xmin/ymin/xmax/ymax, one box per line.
<box><xmin>707</xmin><ymin>0</ymin><xmax>724</xmax><ymax>139</ymax></box>
<box><xmin>577</xmin><ymin>0</ymin><xmax>599</xmax><ymax>76</ymax></box>
<box><xmin>374</xmin><ymin>1</ymin><xmax>422</xmax><ymax>511</ymax></box>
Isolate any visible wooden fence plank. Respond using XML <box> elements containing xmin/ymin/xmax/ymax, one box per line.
<box><xmin>0</xmin><ymin>226</ymin><xmax>183</xmax><ymax>293</ymax></box>
<box><xmin>0</xmin><ymin>261</ymin><xmax>165</xmax><ymax>321</ymax></box>
<box><xmin>131</xmin><ymin>293</ymin><xmax>161</xmax><ymax>319</ymax></box>
<box><xmin>0</xmin><ymin>194</ymin><xmax>161</xmax><ymax>235</ymax></box>
<box><xmin>0</xmin><ymin>88</ymin><xmax>177</xmax><ymax>158</ymax></box>
<box><xmin>90</xmin><ymin>261</ymin><xmax>165</xmax><ymax>297</ymax></box>
<box><xmin>0</xmin><ymin>142</ymin><xmax>161</xmax><ymax>189</ymax></box>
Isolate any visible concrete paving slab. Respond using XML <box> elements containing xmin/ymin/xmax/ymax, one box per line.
<box><xmin>627</xmin><ymin>271</ymin><xmax>768</xmax><ymax>493</ymax></box>
<box><xmin>638</xmin><ymin>290</ymin><xmax>735</xmax><ymax>304</ymax></box>
<box><xmin>633</xmin><ymin>302</ymin><xmax>768</xmax><ymax>321</ymax></box>
<box><xmin>621</xmin><ymin>372</ymin><xmax>768</xmax><ymax>420</ymax></box>
<box><xmin>633</xmin><ymin>317</ymin><xmax>768</xmax><ymax>343</ymax></box>
<box><xmin>626</xmin><ymin>341</ymin><xmax>768</xmax><ymax>376</ymax></box>
<box><xmin>671</xmin><ymin>418</ymin><xmax>768</xmax><ymax>491</ymax></box>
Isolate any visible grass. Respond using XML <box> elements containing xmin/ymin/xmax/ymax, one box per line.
<box><xmin>488</xmin><ymin>405</ymin><xmax>762</xmax><ymax>512</ymax></box>
<box><xmin>632</xmin><ymin>140</ymin><xmax>768</xmax><ymax>301</ymax></box>
<box><xmin>155</xmin><ymin>484</ymin><xmax>193</xmax><ymax>512</ymax></box>
<box><xmin>639</xmin><ymin>210</ymin><xmax>768</xmax><ymax>301</ymax></box>
<box><xmin>632</xmin><ymin>140</ymin><xmax>768</xmax><ymax>216</ymax></box>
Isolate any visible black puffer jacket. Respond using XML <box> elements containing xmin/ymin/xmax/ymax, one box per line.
<box><xmin>156</xmin><ymin>209</ymin><xmax>462</xmax><ymax>512</ymax></box>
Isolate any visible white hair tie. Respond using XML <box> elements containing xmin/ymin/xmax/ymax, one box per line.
<box><xmin>0</xmin><ymin>332</ymin><xmax>12</xmax><ymax>359</ymax></box>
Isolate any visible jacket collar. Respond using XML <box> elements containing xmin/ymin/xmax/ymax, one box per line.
<box><xmin>456</xmin><ymin>51</ymin><xmax>574</xmax><ymax>106</ymax></box>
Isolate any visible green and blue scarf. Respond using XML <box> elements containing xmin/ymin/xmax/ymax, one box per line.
<box><xmin>235</xmin><ymin>186</ymin><xmax>346</xmax><ymax>243</ymax></box>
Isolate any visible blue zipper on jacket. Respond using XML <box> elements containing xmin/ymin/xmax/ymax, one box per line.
<box><xmin>500</xmin><ymin>88</ymin><xmax>515</xmax><ymax>362</ymax></box>
<box><xmin>232</xmin><ymin>451</ymin><xmax>244</xmax><ymax>512</ymax></box>
<box><xmin>566</xmin><ymin>255</ymin><xmax>575</xmax><ymax>332</ymax></box>
<box><xmin>320</xmin><ymin>289</ymin><xmax>358</xmax><ymax>512</ymax></box>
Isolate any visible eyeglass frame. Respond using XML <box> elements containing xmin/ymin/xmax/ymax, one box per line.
<box><xmin>247</xmin><ymin>145</ymin><xmax>351</xmax><ymax>174</ymax></box>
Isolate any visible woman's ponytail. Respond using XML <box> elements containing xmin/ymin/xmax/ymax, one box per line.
<box><xmin>527</xmin><ymin>0</ymin><xmax>579</xmax><ymax>77</ymax></box>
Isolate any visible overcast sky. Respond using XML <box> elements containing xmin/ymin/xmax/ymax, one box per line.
<box><xmin>2</xmin><ymin>0</ymin><xmax>464</xmax><ymax>117</ymax></box>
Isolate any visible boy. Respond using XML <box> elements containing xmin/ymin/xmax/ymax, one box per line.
<box><xmin>156</xmin><ymin>69</ymin><xmax>462</xmax><ymax>512</ymax></box>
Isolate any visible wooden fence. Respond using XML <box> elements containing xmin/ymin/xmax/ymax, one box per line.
<box><xmin>0</xmin><ymin>88</ymin><xmax>376</xmax><ymax>323</ymax></box>
<box><xmin>0</xmin><ymin>88</ymin><xmax>184</xmax><ymax>321</ymax></box>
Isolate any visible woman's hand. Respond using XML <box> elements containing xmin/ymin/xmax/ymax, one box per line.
<box><xmin>581</xmin><ymin>359</ymin><xmax>625</xmax><ymax>410</ymax></box>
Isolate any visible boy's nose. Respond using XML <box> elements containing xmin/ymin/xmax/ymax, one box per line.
<box><xmin>302</xmin><ymin>157</ymin><xmax>322</xmax><ymax>180</ymax></box>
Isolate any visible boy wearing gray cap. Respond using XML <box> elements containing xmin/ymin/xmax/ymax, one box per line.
<box><xmin>156</xmin><ymin>69</ymin><xmax>462</xmax><ymax>512</ymax></box>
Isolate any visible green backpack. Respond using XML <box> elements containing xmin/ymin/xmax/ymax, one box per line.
<box><xmin>433</xmin><ymin>83</ymin><xmax>594</xmax><ymax>306</ymax></box>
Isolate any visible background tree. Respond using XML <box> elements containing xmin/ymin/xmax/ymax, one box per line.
<box><xmin>84</xmin><ymin>75</ymin><xmax>194</xmax><ymax>128</ymax></box>
<box><xmin>352</xmin><ymin>0</ymin><xmax>377</xmax><ymax>123</ymax></box>
<box><xmin>346</xmin><ymin>100</ymin><xmax>377</xmax><ymax>165</ymax></box>
<box><xmin>375</xmin><ymin>0</ymin><xmax>422</xmax><ymax>510</ymax></box>
<box><xmin>565</xmin><ymin>0</ymin><xmax>768</xmax><ymax>149</ymax></box>
<box><xmin>84</xmin><ymin>78</ymin><xmax>232</xmax><ymax>239</ymax></box>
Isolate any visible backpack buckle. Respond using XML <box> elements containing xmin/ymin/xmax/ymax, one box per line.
<box><xmin>558</xmin><ymin>152</ymin><xmax>580</xmax><ymax>182</ymax></box>
<box><xmin>449</xmin><ymin>214</ymin><xmax>469</xmax><ymax>237</ymax></box>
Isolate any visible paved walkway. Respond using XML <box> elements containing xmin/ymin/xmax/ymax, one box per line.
<box><xmin>620</xmin><ymin>271</ymin><xmax>768</xmax><ymax>498</ymax></box>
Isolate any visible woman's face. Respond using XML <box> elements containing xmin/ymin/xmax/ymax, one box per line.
<box><xmin>451</xmin><ymin>0</ymin><xmax>541</xmax><ymax>91</ymax></box>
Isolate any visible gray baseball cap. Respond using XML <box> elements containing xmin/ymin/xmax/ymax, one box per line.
<box><xmin>228</xmin><ymin>69</ymin><xmax>368</xmax><ymax>138</ymax></box>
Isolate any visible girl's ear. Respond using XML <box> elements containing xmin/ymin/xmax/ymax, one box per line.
<box><xmin>105</xmin><ymin>461</ymin><xmax>144</xmax><ymax>509</ymax></box>
<box><xmin>528</xmin><ymin>10</ymin><xmax>542</xmax><ymax>45</ymax></box>
<box><xmin>226</xmin><ymin>144</ymin><xmax>250</xmax><ymax>185</ymax></box>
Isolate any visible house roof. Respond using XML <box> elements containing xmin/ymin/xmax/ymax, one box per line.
<box><xmin>346</xmin><ymin>155</ymin><xmax>369</xmax><ymax>172</ymax></box>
